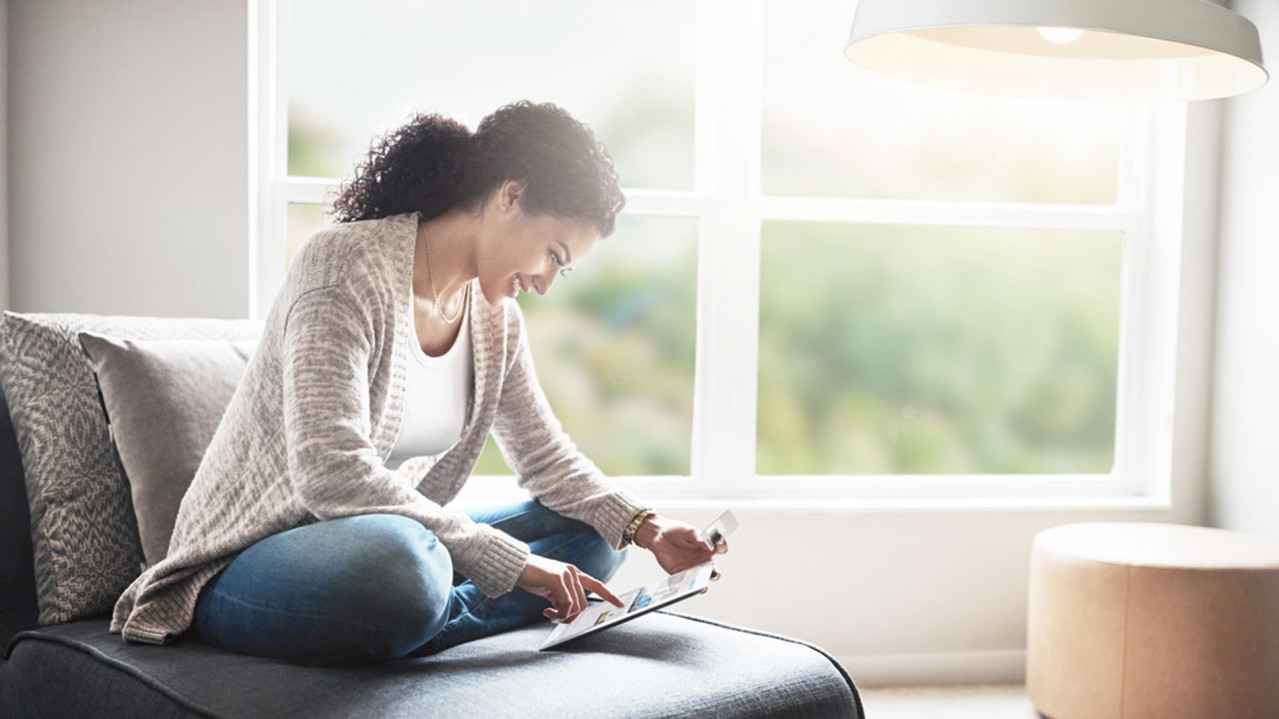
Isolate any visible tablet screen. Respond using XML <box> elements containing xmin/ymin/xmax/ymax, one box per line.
<box><xmin>539</xmin><ymin>562</ymin><xmax>715</xmax><ymax>650</ymax></box>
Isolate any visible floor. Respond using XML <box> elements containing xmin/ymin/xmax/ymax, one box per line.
<box><xmin>857</xmin><ymin>684</ymin><xmax>1044</xmax><ymax>718</ymax></box>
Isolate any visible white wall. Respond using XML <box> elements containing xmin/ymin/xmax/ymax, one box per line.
<box><xmin>1208</xmin><ymin>0</ymin><xmax>1279</xmax><ymax>540</ymax></box>
<box><xmin>1</xmin><ymin>0</ymin><xmax>9</xmax><ymax>311</ymax></box>
<box><xmin>7</xmin><ymin>0</ymin><xmax>249</xmax><ymax>317</ymax></box>
<box><xmin>6</xmin><ymin>0</ymin><xmax>1222</xmax><ymax>685</ymax></box>
<box><xmin>594</xmin><ymin>501</ymin><xmax>1192</xmax><ymax>684</ymax></box>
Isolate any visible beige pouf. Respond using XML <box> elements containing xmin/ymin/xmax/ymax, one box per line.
<box><xmin>1026</xmin><ymin>522</ymin><xmax>1279</xmax><ymax>719</ymax></box>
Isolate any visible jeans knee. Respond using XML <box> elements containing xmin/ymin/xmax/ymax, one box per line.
<box><xmin>351</xmin><ymin>515</ymin><xmax>453</xmax><ymax>658</ymax></box>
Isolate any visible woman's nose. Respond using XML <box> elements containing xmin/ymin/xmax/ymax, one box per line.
<box><xmin>536</xmin><ymin>271</ymin><xmax>556</xmax><ymax>295</ymax></box>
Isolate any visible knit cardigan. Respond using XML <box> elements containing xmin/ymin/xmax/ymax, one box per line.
<box><xmin>110</xmin><ymin>212</ymin><xmax>647</xmax><ymax>645</ymax></box>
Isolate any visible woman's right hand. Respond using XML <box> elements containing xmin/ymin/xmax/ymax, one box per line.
<box><xmin>516</xmin><ymin>554</ymin><xmax>624</xmax><ymax>623</ymax></box>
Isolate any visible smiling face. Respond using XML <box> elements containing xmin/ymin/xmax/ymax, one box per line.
<box><xmin>475</xmin><ymin>181</ymin><xmax>601</xmax><ymax>306</ymax></box>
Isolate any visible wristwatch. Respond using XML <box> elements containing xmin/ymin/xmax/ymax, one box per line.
<box><xmin>622</xmin><ymin>509</ymin><xmax>656</xmax><ymax>548</ymax></box>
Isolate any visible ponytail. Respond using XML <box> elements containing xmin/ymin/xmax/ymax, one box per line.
<box><xmin>332</xmin><ymin>114</ymin><xmax>480</xmax><ymax>223</ymax></box>
<box><xmin>332</xmin><ymin>101</ymin><xmax>625</xmax><ymax>237</ymax></box>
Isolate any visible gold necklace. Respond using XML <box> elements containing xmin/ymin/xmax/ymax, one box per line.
<box><xmin>423</xmin><ymin>226</ymin><xmax>466</xmax><ymax>324</ymax></box>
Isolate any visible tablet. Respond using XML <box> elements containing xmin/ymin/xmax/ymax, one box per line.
<box><xmin>538</xmin><ymin>561</ymin><xmax>716</xmax><ymax>650</ymax></box>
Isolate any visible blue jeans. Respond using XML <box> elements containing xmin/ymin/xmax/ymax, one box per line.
<box><xmin>190</xmin><ymin>499</ymin><xmax>628</xmax><ymax>666</ymax></box>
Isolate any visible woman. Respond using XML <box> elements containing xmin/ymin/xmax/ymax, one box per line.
<box><xmin>110</xmin><ymin>101</ymin><xmax>726</xmax><ymax>665</ymax></box>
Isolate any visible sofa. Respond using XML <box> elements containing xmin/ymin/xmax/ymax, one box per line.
<box><xmin>0</xmin><ymin>311</ymin><xmax>863</xmax><ymax>718</ymax></box>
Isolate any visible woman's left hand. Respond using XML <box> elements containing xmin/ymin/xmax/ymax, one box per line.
<box><xmin>633</xmin><ymin>514</ymin><xmax>729</xmax><ymax>576</ymax></box>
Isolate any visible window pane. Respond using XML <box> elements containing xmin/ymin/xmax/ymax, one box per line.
<box><xmin>287</xmin><ymin>0</ymin><xmax>695</xmax><ymax>190</ymax></box>
<box><xmin>757</xmin><ymin>222</ymin><xmax>1121</xmax><ymax>475</ymax></box>
<box><xmin>475</xmin><ymin>216</ymin><xmax>698</xmax><ymax>476</ymax></box>
<box><xmin>286</xmin><ymin>203</ymin><xmax>333</xmax><ymax>269</ymax></box>
<box><xmin>761</xmin><ymin>0</ymin><xmax>1124</xmax><ymax>204</ymax></box>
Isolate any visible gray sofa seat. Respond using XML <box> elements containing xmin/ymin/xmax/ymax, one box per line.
<box><xmin>2</xmin><ymin>613</ymin><xmax>862</xmax><ymax>718</ymax></box>
<box><xmin>0</xmin><ymin>353</ymin><xmax>863</xmax><ymax>718</ymax></box>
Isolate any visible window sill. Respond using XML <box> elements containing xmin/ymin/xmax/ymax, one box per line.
<box><xmin>453</xmin><ymin>476</ymin><xmax>1172</xmax><ymax>514</ymax></box>
<box><xmin>637</xmin><ymin>495</ymin><xmax>1172</xmax><ymax>514</ymax></box>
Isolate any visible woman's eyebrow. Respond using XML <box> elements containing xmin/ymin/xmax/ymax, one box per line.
<box><xmin>556</xmin><ymin>240</ymin><xmax>573</xmax><ymax>265</ymax></box>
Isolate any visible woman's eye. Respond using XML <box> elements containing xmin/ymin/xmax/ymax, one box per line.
<box><xmin>550</xmin><ymin>250</ymin><xmax>571</xmax><ymax>277</ymax></box>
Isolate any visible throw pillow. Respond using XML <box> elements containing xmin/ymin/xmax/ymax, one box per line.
<box><xmin>77</xmin><ymin>332</ymin><xmax>258</xmax><ymax>567</ymax></box>
<box><xmin>0</xmin><ymin>311</ymin><xmax>262</xmax><ymax>625</ymax></box>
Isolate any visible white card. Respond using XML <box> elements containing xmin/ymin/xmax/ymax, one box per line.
<box><xmin>700</xmin><ymin>509</ymin><xmax>739</xmax><ymax>549</ymax></box>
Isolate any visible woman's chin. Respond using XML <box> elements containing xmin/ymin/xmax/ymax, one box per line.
<box><xmin>477</xmin><ymin>282</ymin><xmax>505</xmax><ymax>306</ymax></box>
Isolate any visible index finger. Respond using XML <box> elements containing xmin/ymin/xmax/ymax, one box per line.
<box><xmin>578</xmin><ymin>573</ymin><xmax>624</xmax><ymax>607</ymax></box>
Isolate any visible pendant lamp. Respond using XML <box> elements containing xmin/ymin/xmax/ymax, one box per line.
<box><xmin>845</xmin><ymin>0</ymin><xmax>1267</xmax><ymax>101</ymax></box>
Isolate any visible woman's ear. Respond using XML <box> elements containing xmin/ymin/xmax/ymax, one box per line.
<box><xmin>501</xmin><ymin>180</ymin><xmax>527</xmax><ymax>211</ymax></box>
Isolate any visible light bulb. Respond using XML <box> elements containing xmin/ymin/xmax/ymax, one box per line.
<box><xmin>1037</xmin><ymin>26</ymin><xmax>1084</xmax><ymax>44</ymax></box>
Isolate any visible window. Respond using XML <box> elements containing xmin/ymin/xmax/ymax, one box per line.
<box><xmin>256</xmin><ymin>0</ymin><xmax>1189</xmax><ymax>500</ymax></box>
<box><xmin>757</xmin><ymin>223</ymin><xmax>1123</xmax><ymax>476</ymax></box>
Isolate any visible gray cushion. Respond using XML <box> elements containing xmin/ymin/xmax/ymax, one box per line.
<box><xmin>77</xmin><ymin>333</ymin><xmax>259</xmax><ymax>567</ymax></box>
<box><xmin>0</xmin><ymin>613</ymin><xmax>863</xmax><ymax>718</ymax></box>
<box><xmin>0</xmin><ymin>312</ymin><xmax>262</xmax><ymax>626</ymax></box>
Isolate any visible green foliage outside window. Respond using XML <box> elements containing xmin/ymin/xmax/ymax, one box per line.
<box><xmin>757</xmin><ymin>222</ymin><xmax>1121</xmax><ymax>474</ymax></box>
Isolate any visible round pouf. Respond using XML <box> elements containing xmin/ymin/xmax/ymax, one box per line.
<box><xmin>1026</xmin><ymin>522</ymin><xmax>1279</xmax><ymax>719</ymax></box>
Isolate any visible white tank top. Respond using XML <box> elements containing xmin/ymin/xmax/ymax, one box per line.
<box><xmin>385</xmin><ymin>288</ymin><xmax>473</xmax><ymax>470</ymax></box>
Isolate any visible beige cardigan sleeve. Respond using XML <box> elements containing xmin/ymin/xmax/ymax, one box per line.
<box><xmin>489</xmin><ymin>307</ymin><xmax>647</xmax><ymax>550</ymax></box>
<box><xmin>282</xmin><ymin>282</ymin><xmax>530</xmax><ymax>597</ymax></box>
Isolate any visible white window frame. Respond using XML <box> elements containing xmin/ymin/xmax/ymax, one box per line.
<box><xmin>251</xmin><ymin>0</ymin><xmax>1190</xmax><ymax>505</ymax></box>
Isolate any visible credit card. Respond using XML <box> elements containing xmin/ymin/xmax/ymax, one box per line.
<box><xmin>700</xmin><ymin>510</ymin><xmax>739</xmax><ymax>550</ymax></box>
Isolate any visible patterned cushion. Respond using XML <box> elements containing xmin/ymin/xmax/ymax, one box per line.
<box><xmin>0</xmin><ymin>312</ymin><xmax>263</xmax><ymax>626</ymax></box>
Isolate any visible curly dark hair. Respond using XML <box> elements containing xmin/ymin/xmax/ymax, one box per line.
<box><xmin>332</xmin><ymin>101</ymin><xmax>626</xmax><ymax>237</ymax></box>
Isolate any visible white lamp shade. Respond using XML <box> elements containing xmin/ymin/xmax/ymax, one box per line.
<box><xmin>845</xmin><ymin>0</ymin><xmax>1268</xmax><ymax>101</ymax></box>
